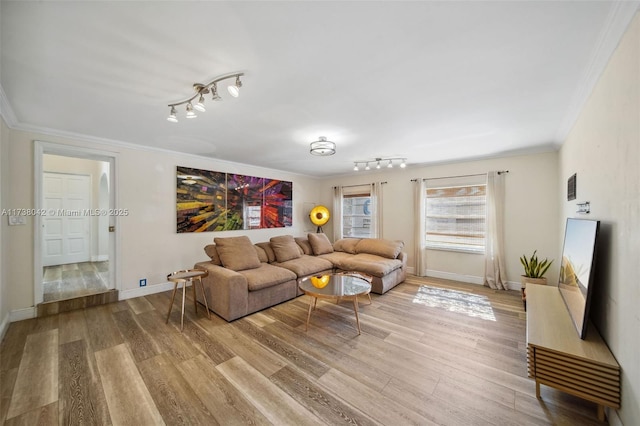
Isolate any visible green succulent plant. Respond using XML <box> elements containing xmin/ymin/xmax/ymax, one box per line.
<box><xmin>520</xmin><ymin>250</ymin><xmax>553</xmax><ymax>278</ymax></box>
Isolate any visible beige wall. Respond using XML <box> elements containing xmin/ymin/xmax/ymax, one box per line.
<box><xmin>559</xmin><ymin>12</ymin><xmax>640</xmax><ymax>425</ymax></box>
<box><xmin>0</xmin><ymin>117</ymin><xmax>8</xmax><ymax>332</ymax></box>
<box><xmin>2</xmin><ymin>128</ymin><xmax>321</xmax><ymax>315</ymax></box>
<box><xmin>319</xmin><ymin>151</ymin><xmax>560</xmax><ymax>287</ymax></box>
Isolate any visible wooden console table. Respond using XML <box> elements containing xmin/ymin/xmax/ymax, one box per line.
<box><xmin>526</xmin><ymin>285</ymin><xmax>620</xmax><ymax>421</ymax></box>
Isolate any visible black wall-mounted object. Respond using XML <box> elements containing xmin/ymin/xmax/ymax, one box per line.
<box><xmin>567</xmin><ymin>173</ymin><xmax>577</xmax><ymax>201</ymax></box>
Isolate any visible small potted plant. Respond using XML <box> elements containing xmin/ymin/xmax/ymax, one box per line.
<box><xmin>520</xmin><ymin>250</ymin><xmax>553</xmax><ymax>287</ymax></box>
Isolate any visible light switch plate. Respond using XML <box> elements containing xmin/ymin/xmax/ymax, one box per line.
<box><xmin>8</xmin><ymin>216</ymin><xmax>26</xmax><ymax>226</ymax></box>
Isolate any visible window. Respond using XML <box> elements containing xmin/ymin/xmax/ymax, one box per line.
<box><xmin>342</xmin><ymin>193</ymin><xmax>372</xmax><ymax>238</ymax></box>
<box><xmin>425</xmin><ymin>184</ymin><xmax>486</xmax><ymax>253</ymax></box>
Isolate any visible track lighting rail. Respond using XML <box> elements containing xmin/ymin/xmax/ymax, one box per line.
<box><xmin>167</xmin><ymin>72</ymin><xmax>244</xmax><ymax>122</ymax></box>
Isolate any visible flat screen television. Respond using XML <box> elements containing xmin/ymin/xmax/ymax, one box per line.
<box><xmin>558</xmin><ymin>218</ymin><xmax>600</xmax><ymax>339</ymax></box>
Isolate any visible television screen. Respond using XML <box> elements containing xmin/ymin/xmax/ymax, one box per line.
<box><xmin>558</xmin><ymin>218</ymin><xmax>600</xmax><ymax>339</ymax></box>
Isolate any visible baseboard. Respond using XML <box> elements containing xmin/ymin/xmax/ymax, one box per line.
<box><xmin>119</xmin><ymin>281</ymin><xmax>188</xmax><ymax>301</ymax></box>
<box><xmin>423</xmin><ymin>270</ymin><xmax>522</xmax><ymax>291</ymax></box>
<box><xmin>0</xmin><ymin>313</ymin><xmax>10</xmax><ymax>342</ymax></box>
<box><xmin>425</xmin><ymin>269</ymin><xmax>484</xmax><ymax>285</ymax></box>
<box><xmin>606</xmin><ymin>407</ymin><xmax>623</xmax><ymax>426</ymax></box>
<box><xmin>9</xmin><ymin>307</ymin><xmax>37</xmax><ymax>322</ymax></box>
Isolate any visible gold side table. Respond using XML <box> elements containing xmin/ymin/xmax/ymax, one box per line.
<box><xmin>166</xmin><ymin>269</ymin><xmax>211</xmax><ymax>331</ymax></box>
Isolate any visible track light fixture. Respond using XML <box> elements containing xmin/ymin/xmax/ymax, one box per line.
<box><xmin>167</xmin><ymin>72</ymin><xmax>244</xmax><ymax>122</ymax></box>
<box><xmin>353</xmin><ymin>157</ymin><xmax>407</xmax><ymax>171</ymax></box>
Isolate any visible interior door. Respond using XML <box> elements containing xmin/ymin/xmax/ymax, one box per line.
<box><xmin>42</xmin><ymin>172</ymin><xmax>91</xmax><ymax>266</ymax></box>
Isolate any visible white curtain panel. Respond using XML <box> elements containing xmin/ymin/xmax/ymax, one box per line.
<box><xmin>413</xmin><ymin>179</ymin><xmax>427</xmax><ymax>277</ymax></box>
<box><xmin>370</xmin><ymin>182</ymin><xmax>383</xmax><ymax>239</ymax></box>
<box><xmin>332</xmin><ymin>186</ymin><xmax>344</xmax><ymax>241</ymax></box>
<box><xmin>484</xmin><ymin>171</ymin><xmax>508</xmax><ymax>290</ymax></box>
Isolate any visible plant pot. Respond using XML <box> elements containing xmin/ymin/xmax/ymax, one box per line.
<box><xmin>521</xmin><ymin>276</ymin><xmax>548</xmax><ymax>288</ymax></box>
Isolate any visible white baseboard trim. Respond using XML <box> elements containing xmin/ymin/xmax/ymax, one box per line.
<box><xmin>10</xmin><ymin>307</ymin><xmax>37</xmax><ymax>322</ymax></box>
<box><xmin>406</xmin><ymin>266</ymin><xmax>415</xmax><ymax>275</ymax></box>
<box><xmin>426</xmin><ymin>269</ymin><xmax>484</xmax><ymax>285</ymax></box>
<box><xmin>0</xmin><ymin>313</ymin><xmax>10</xmax><ymax>342</ymax></box>
<box><xmin>119</xmin><ymin>281</ymin><xmax>189</xmax><ymax>301</ymax></box>
<box><xmin>91</xmin><ymin>255</ymin><xmax>109</xmax><ymax>262</ymax></box>
<box><xmin>607</xmin><ymin>407</ymin><xmax>623</xmax><ymax>426</ymax></box>
<box><xmin>422</xmin><ymin>270</ymin><xmax>522</xmax><ymax>291</ymax></box>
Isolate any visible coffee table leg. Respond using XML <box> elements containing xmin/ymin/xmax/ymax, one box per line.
<box><xmin>181</xmin><ymin>282</ymin><xmax>187</xmax><ymax>331</ymax></box>
<box><xmin>192</xmin><ymin>278</ymin><xmax>198</xmax><ymax>314</ymax></box>
<box><xmin>306</xmin><ymin>296</ymin><xmax>315</xmax><ymax>331</ymax></box>
<box><xmin>198</xmin><ymin>277</ymin><xmax>211</xmax><ymax>319</ymax></box>
<box><xmin>167</xmin><ymin>282</ymin><xmax>178</xmax><ymax>324</ymax></box>
<box><xmin>353</xmin><ymin>295</ymin><xmax>361</xmax><ymax>335</ymax></box>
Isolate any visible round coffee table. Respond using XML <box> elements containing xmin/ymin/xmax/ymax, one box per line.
<box><xmin>298</xmin><ymin>273</ymin><xmax>371</xmax><ymax>335</ymax></box>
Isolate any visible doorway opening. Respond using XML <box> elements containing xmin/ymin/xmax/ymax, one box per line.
<box><xmin>34</xmin><ymin>142</ymin><xmax>118</xmax><ymax>308</ymax></box>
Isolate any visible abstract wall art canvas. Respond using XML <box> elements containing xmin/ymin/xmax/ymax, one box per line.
<box><xmin>177</xmin><ymin>167</ymin><xmax>293</xmax><ymax>232</ymax></box>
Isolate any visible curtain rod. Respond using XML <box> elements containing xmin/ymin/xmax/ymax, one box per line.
<box><xmin>333</xmin><ymin>181</ymin><xmax>387</xmax><ymax>189</ymax></box>
<box><xmin>410</xmin><ymin>170</ymin><xmax>509</xmax><ymax>182</ymax></box>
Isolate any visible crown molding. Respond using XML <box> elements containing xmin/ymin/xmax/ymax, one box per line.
<box><xmin>8</xmin><ymin>119</ymin><xmax>313</xmax><ymax>179</ymax></box>
<box><xmin>0</xmin><ymin>84</ymin><xmax>17</xmax><ymax>127</ymax></box>
<box><xmin>555</xmin><ymin>1</ymin><xmax>640</xmax><ymax>143</ymax></box>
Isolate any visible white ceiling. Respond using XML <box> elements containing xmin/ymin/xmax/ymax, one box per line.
<box><xmin>1</xmin><ymin>1</ymin><xmax>637</xmax><ymax>176</ymax></box>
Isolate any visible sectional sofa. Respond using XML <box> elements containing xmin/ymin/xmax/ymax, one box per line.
<box><xmin>193</xmin><ymin>233</ymin><xmax>406</xmax><ymax>321</ymax></box>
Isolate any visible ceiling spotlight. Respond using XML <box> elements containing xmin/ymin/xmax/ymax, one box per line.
<box><xmin>194</xmin><ymin>94</ymin><xmax>206</xmax><ymax>112</ymax></box>
<box><xmin>211</xmin><ymin>83</ymin><xmax>222</xmax><ymax>101</ymax></box>
<box><xmin>352</xmin><ymin>157</ymin><xmax>407</xmax><ymax>172</ymax></box>
<box><xmin>228</xmin><ymin>75</ymin><xmax>242</xmax><ymax>97</ymax></box>
<box><xmin>167</xmin><ymin>106</ymin><xmax>178</xmax><ymax>123</ymax></box>
<box><xmin>186</xmin><ymin>103</ymin><xmax>197</xmax><ymax>118</ymax></box>
<box><xmin>354</xmin><ymin>164</ymin><xmax>359</xmax><ymax>171</ymax></box>
<box><xmin>310</xmin><ymin>136</ymin><xmax>336</xmax><ymax>156</ymax></box>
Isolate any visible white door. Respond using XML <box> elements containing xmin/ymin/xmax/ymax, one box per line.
<box><xmin>42</xmin><ymin>172</ymin><xmax>91</xmax><ymax>266</ymax></box>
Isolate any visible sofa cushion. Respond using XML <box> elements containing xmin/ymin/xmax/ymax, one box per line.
<box><xmin>340</xmin><ymin>253</ymin><xmax>403</xmax><ymax>278</ymax></box>
<box><xmin>295</xmin><ymin>237</ymin><xmax>313</xmax><ymax>255</ymax></box>
<box><xmin>273</xmin><ymin>255</ymin><xmax>334</xmax><ymax>278</ymax></box>
<box><xmin>214</xmin><ymin>236</ymin><xmax>261</xmax><ymax>271</ymax></box>
<box><xmin>255</xmin><ymin>242</ymin><xmax>276</xmax><ymax>263</ymax></box>
<box><xmin>355</xmin><ymin>238</ymin><xmax>404</xmax><ymax>259</ymax></box>
<box><xmin>333</xmin><ymin>238</ymin><xmax>361</xmax><ymax>254</ymax></box>
<box><xmin>239</xmin><ymin>263</ymin><xmax>297</xmax><ymax>291</ymax></box>
<box><xmin>270</xmin><ymin>235</ymin><xmax>302</xmax><ymax>262</ymax></box>
<box><xmin>308</xmin><ymin>233</ymin><xmax>334</xmax><ymax>255</ymax></box>
<box><xmin>253</xmin><ymin>245</ymin><xmax>269</xmax><ymax>263</ymax></box>
<box><xmin>317</xmin><ymin>251</ymin><xmax>353</xmax><ymax>266</ymax></box>
<box><xmin>204</xmin><ymin>244</ymin><xmax>222</xmax><ymax>265</ymax></box>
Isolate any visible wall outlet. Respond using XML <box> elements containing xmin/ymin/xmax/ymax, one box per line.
<box><xmin>139</xmin><ymin>278</ymin><xmax>147</xmax><ymax>287</ymax></box>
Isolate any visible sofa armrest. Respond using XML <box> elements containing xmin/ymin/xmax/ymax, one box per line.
<box><xmin>398</xmin><ymin>252</ymin><xmax>408</xmax><ymax>266</ymax></box>
<box><xmin>194</xmin><ymin>261</ymin><xmax>249</xmax><ymax>321</ymax></box>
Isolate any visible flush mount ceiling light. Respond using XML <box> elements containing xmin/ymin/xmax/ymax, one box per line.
<box><xmin>353</xmin><ymin>157</ymin><xmax>407</xmax><ymax>171</ymax></box>
<box><xmin>310</xmin><ymin>136</ymin><xmax>336</xmax><ymax>156</ymax></box>
<box><xmin>167</xmin><ymin>72</ymin><xmax>244</xmax><ymax>122</ymax></box>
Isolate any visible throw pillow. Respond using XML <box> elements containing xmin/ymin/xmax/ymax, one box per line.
<box><xmin>270</xmin><ymin>235</ymin><xmax>302</xmax><ymax>262</ymax></box>
<box><xmin>204</xmin><ymin>244</ymin><xmax>222</xmax><ymax>265</ymax></box>
<box><xmin>255</xmin><ymin>242</ymin><xmax>276</xmax><ymax>263</ymax></box>
<box><xmin>295</xmin><ymin>237</ymin><xmax>313</xmax><ymax>255</ymax></box>
<box><xmin>213</xmin><ymin>236</ymin><xmax>261</xmax><ymax>271</ymax></box>
<box><xmin>308</xmin><ymin>233</ymin><xmax>334</xmax><ymax>255</ymax></box>
<box><xmin>333</xmin><ymin>238</ymin><xmax>360</xmax><ymax>254</ymax></box>
<box><xmin>355</xmin><ymin>238</ymin><xmax>404</xmax><ymax>259</ymax></box>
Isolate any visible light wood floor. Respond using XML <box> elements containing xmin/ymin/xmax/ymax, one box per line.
<box><xmin>0</xmin><ymin>276</ymin><xmax>607</xmax><ymax>425</ymax></box>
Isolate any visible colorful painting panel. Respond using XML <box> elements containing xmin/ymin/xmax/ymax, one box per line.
<box><xmin>176</xmin><ymin>167</ymin><xmax>226</xmax><ymax>233</ymax></box>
